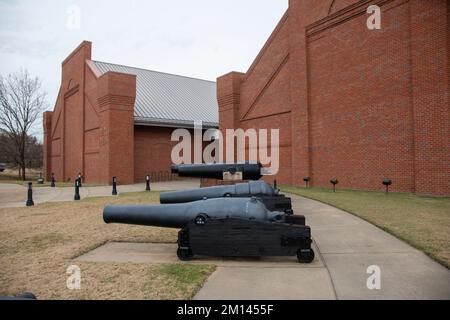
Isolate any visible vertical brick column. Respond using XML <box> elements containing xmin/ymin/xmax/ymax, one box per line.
<box><xmin>410</xmin><ymin>0</ymin><xmax>450</xmax><ymax>195</ymax></box>
<box><xmin>42</xmin><ymin>111</ymin><xmax>53</xmax><ymax>181</ymax></box>
<box><xmin>288</xmin><ymin>0</ymin><xmax>312</xmax><ymax>186</ymax></box>
<box><xmin>217</xmin><ymin>72</ymin><xmax>245</xmax><ymax>163</ymax></box>
<box><xmin>60</xmin><ymin>41</ymin><xmax>92</xmax><ymax>182</ymax></box>
<box><xmin>97</xmin><ymin>72</ymin><xmax>136</xmax><ymax>185</ymax></box>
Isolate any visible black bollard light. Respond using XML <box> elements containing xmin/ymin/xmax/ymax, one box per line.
<box><xmin>51</xmin><ymin>173</ymin><xmax>56</xmax><ymax>188</ymax></box>
<box><xmin>112</xmin><ymin>177</ymin><xmax>118</xmax><ymax>196</ymax></box>
<box><xmin>145</xmin><ymin>174</ymin><xmax>151</xmax><ymax>191</ymax></box>
<box><xmin>383</xmin><ymin>179</ymin><xmax>392</xmax><ymax>194</ymax></box>
<box><xmin>74</xmin><ymin>179</ymin><xmax>81</xmax><ymax>201</ymax></box>
<box><xmin>274</xmin><ymin>180</ymin><xmax>278</xmax><ymax>190</ymax></box>
<box><xmin>303</xmin><ymin>177</ymin><xmax>310</xmax><ymax>188</ymax></box>
<box><xmin>330</xmin><ymin>178</ymin><xmax>339</xmax><ymax>193</ymax></box>
<box><xmin>78</xmin><ymin>172</ymin><xmax>82</xmax><ymax>187</ymax></box>
<box><xmin>37</xmin><ymin>172</ymin><xmax>44</xmax><ymax>185</ymax></box>
<box><xmin>26</xmin><ymin>182</ymin><xmax>34</xmax><ymax>206</ymax></box>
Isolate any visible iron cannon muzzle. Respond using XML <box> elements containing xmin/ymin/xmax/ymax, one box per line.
<box><xmin>103</xmin><ymin>203</ymin><xmax>188</xmax><ymax>228</ymax></box>
<box><xmin>171</xmin><ymin>165</ymin><xmax>179</xmax><ymax>174</ymax></box>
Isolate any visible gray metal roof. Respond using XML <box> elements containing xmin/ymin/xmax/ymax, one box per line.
<box><xmin>93</xmin><ymin>61</ymin><xmax>218</xmax><ymax>128</ymax></box>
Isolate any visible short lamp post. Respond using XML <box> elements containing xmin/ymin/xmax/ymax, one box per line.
<box><xmin>74</xmin><ymin>180</ymin><xmax>81</xmax><ymax>201</ymax></box>
<box><xmin>274</xmin><ymin>180</ymin><xmax>278</xmax><ymax>190</ymax></box>
<box><xmin>78</xmin><ymin>172</ymin><xmax>82</xmax><ymax>188</ymax></box>
<box><xmin>146</xmin><ymin>174</ymin><xmax>151</xmax><ymax>191</ymax></box>
<box><xmin>37</xmin><ymin>172</ymin><xmax>44</xmax><ymax>185</ymax></box>
<box><xmin>383</xmin><ymin>179</ymin><xmax>392</xmax><ymax>194</ymax></box>
<box><xmin>26</xmin><ymin>182</ymin><xmax>34</xmax><ymax>206</ymax></box>
<box><xmin>51</xmin><ymin>173</ymin><xmax>56</xmax><ymax>188</ymax></box>
<box><xmin>330</xmin><ymin>179</ymin><xmax>339</xmax><ymax>193</ymax></box>
<box><xmin>303</xmin><ymin>177</ymin><xmax>310</xmax><ymax>188</ymax></box>
<box><xmin>112</xmin><ymin>177</ymin><xmax>118</xmax><ymax>196</ymax></box>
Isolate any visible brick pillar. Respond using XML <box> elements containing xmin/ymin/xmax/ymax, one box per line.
<box><xmin>43</xmin><ymin>111</ymin><xmax>53</xmax><ymax>181</ymax></box>
<box><xmin>217</xmin><ymin>72</ymin><xmax>245</xmax><ymax>163</ymax></box>
<box><xmin>288</xmin><ymin>0</ymin><xmax>312</xmax><ymax>187</ymax></box>
<box><xmin>97</xmin><ymin>72</ymin><xmax>136</xmax><ymax>185</ymax></box>
<box><xmin>410</xmin><ymin>0</ymin><xmax>450</xmax><ymax>195</ymax></box>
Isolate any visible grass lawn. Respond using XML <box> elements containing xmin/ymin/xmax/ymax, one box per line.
<box><xmin>281</xmin><ymin>186</ymin><xmax>450</xmax><ymax>268</ymax></box>
<box><xmin>0</xmin><ymin>192</ymin><xmax>215</xmax><ymax>299</ymax></box>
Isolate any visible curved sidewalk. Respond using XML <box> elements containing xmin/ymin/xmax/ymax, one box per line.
<box><xmin>0</xmin><ymin>180</ymin><xmax>200</xmax><ymax>208</ymax></box>
<box><xmin>195</xmin><ymin>194</ymin><xmax>450</xmax><ymax>300</ymax></box>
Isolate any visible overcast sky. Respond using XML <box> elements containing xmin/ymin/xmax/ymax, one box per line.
<box><xmin>0</xmin><ymin>0</ymin><xmax>288</xmax><ymax>139</ymax></box>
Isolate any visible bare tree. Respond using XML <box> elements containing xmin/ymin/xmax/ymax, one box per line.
<box><xmin>0</xmin><ymin>69</ymin><xmax>46</xmax><ymax>180</ymax></box>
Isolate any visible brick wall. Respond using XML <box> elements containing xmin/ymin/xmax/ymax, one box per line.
<box><xmin>134</xmin><ymin>126</ymin><xmax>180</xmax><ymax>182</ymax></box>
<box><xmin>217</xmin><ymin>0</ymin><xmax>450</xmax><ymax>195</ymax></box>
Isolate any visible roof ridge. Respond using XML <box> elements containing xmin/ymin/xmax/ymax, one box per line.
<box><xmin>92</xmin><ymin>60</ymin><xmax>216</xmax><ymax>84</ymax></box>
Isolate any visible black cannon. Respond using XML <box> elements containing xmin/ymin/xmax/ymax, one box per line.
<box><xmin>103</xmin><ymin>197</ymin><xmax>314</xmax><ymax>263</ymax></box>
<box><xmin>105</xmin><ymin>198</ymin><xmax>286</xmax><ymax>228</ymax></box>
<box><xmin>0</xmin><ymin>292</ymin><xmax>37</xmax><ymax>300</ymax></box>
<box><xmin>160</xmin><ymin>180</ymin><xmax>295</xmax><ymax>215</ymax></box>
<box><xmin>171</xmin><ymin>162</ymin><xmax>263</xmax><ymax>181</ymax></box>
<box><xmin>161</xmin><ymin>181</ymin><xmax>277</xmax><ymax>203</ymax></box>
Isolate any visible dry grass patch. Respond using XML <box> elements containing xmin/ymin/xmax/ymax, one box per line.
<box><xmin>0</xmin><ymin>192</ymin><xmax>214</xmax><ymax>299</ymax></box>
<box><xmin>282</xmin><ymin>186</ymin><xmax>450</xmax><ymax>268</ymax></box>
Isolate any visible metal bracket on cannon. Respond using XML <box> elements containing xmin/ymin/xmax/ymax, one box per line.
<box><xmin>223</xmin><ymin>171</ymin><xmax>243</xmax><ymax>181</ymax></box>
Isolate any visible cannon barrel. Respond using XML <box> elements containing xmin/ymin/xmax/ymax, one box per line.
<box><xmin>170</xmin><ymin>163</ymin><xmax>263</xmax><ymax>180</ymax></box>
<box><xmin>160</xmin><ymin>181</ymin><xmax>278</xmax><ymax>204</ymax></box>
<box><xmin>103</xmin><ymin>197</ymin><xmax>285</xmax><ymax>229</ymax></box>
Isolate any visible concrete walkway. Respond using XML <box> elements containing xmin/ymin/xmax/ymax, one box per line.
<box><xmin>194</xmin><ymin>195</ymin><xmax>450</xmax><ymax>300</ymax></box>
<box><xmin>0</xmin><ymin>180</ymin><xmax>199</xmax><ymax>208</ymax></box>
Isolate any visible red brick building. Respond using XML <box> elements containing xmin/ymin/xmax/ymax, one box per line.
<box><xmin>43</xmin><ymin>41</ymin><xmax>218</xmax><ymax>185</ymax></box>
<box><xmin>217</xmin><ymin>0</ymin><xmax>450</xmax><ymax>195</ymax></box>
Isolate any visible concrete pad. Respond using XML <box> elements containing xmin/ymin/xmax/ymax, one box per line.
<box><xmin>76</xmin><ymin>243</ymin><xmax>181</xmax><ymax>264</ymax></box>
<box><xmin>194</xmin><ymin>267</ymin><xmax>336</xmax><ymax>300</ymax></box>
<box><xmin>323</xmin><ymin>252</ymin><xmax>450</xmax><ymax>300</ymax></box>
<box><xmin>312</xmin><ymin>224</ymin><xmax>417</xmax><ymax>254</ymax></box>
<box><xmin>76</xmin><ymin>242</ymin><xmax>324</xmax><ymax>268</ymax></box>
